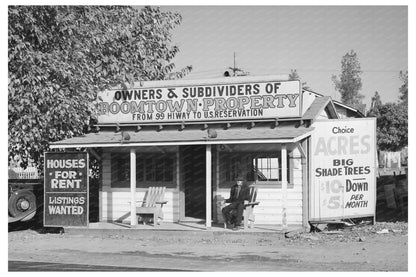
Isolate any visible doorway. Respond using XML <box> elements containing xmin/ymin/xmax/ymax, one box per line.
<box><xmin>180</xmin><ymin>145</ymin><xmax>206</xmax><ymax>220</ymax></box>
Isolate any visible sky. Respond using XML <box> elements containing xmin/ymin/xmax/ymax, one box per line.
<box><xmin>162</xmin><ymin>6</ymin><xmax>408</xmax><ymax>109</ymax></box>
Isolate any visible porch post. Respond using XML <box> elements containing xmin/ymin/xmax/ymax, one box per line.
<box><xmin>281</xmin><ymin>144</ymin><xmax>288</xmax><ymax>230</ymax></box>
<box><xmin>206</xmin><ymin>144</ymin><xmax>212</xmax><ymax>228</ymax></box>
<box><xmin>301</xmin><ymin>139</ymin><xmax>310</xmax><ymax>230</ymax></box>
<box><xmin>130</xmin><ymin>148</ymin><xmax>137</xmax><ymax>226</ymax></box>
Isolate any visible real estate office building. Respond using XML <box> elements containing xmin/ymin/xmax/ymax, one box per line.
<box><xmin>51</xmin><ymin>75</ymin><xmax>374</xmax><ymax>229</ymax></box>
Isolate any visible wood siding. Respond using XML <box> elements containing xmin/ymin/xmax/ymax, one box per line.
<box><xmin>100</xmin><ymin>150</ymin><xmax>179</xmax><ymax>223</ymax></box>
<box><xmin>100</xmin><ymin>145</ymin><xmax>305</xmax><ymax>226</ymax></box>
<box><xmin>216</xmin><ymin>147</ymin><xmax>304</xmax><ymax>225</ymax></box>
<box><xmin>216</xmin><ymin>187</ymin><xmax>303</xmax><ymax>225</ymax></box>
<box><xmin>100</xmin><ymin>188</ymin><xmax>179</xmax><ymax>223</ymax></box>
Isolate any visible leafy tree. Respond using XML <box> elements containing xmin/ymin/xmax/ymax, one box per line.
<box><xmin>376</xmin><ymin>103</ymin><xmax>407</xmax><ymax>151</ymax></box>
<box><xmin>8</xmin><ymin>6</ymin><xmax>192</xmax><ymax>170</ymax></box>
<box><xmin>375</xmin><ymin>71</ymin><xmax>408</xmax><ymax>151</ymax></box>
<box><xmin>288</xmin><ymin>69</ymin><xmax>300</xmax><ymax>80</ymax></box>
<box><xmin>332</xmin><ymin>50</ymin><xmax>364</xmax><ymax>107</ymax></box>
<box><xmin>366</xmin><ymin>91</ymin><xmax>382</xmax><ymax>117</ymax></box>
<box><xmin>288</xmin><ymin>69</ymin><xmax>310</xmax><ymax>90</ymax></box>
<box><xmin>399</xmin><ymin>70</ymin><xmax>408</xmax><ymax>105</ymax></box>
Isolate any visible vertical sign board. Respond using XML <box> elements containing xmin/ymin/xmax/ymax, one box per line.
<box><xmin>310</xmin><ymin>118</ymin><xmax>376</xmax><ymax>220</ymax></box>
<box><xmin>44</xmin><ymin>152</ymin><xmax>89</xmax><ymax>227</ymax></box>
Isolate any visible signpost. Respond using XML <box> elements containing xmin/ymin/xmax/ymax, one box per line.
<box><xmin>44</xmin><ymin>152</ymin><xmax>89</xmax><ymax>227</ymax></box>
<box><xmin>96</xmin><ymin>79</ymin><xmax>302</xmax><ymax>124</ymax></box>
<box><xmin>310</xmin><ymin>118</ymin><xmax>376</xmax><ymax>221</ymax></box>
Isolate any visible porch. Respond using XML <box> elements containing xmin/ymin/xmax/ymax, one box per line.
<box><xmin>64</xmin><ymin>221</ymin><xmax>303</xmax><ymax>234</ymax></box>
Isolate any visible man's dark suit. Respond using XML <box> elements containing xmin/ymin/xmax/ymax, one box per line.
<box><xmin>222</xmin><ymin>183</ymin><xmax>250</xmax><ymax>227</ymax></box>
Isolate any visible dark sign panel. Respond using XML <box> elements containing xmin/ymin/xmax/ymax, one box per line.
<box><xmin>44</xmin><ymin>152</ymin><xmax>89</xmax><ymax>227</ymax></box>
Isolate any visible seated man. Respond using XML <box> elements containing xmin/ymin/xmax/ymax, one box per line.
<box><xmin>222</xmin><ymin>175</ymin><xmax>250</xmax><ymax>231</ymax></box>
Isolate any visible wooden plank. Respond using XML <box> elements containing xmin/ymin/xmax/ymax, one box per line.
<box><xmin>88</xmin><ymin>148</ymin><xmax>102</xmax><ymax>162</ymax></box>
<box><xmin>216</xmin><ymin>190</ymin><xmax>303</xmax><ymax>200</ymax></box>
<box><xmin>130</xmin><ymin>148</ymin><xmax>137</xmax><ymax>226</ymax></box>
<box><xmin>302</xmin><ymin>138</ymin><xmax>309</xmax><ymax>229</ymax></box>
<box><xmin>255</xmin><ymin>215</ymin><xmax>303</xmax><ymax>223</ymax></box>
<box><xmin>295</xmin><ymin>142</ymin><xmax>307</xmax><ymax>159</ymax></box>
<box><xmin>102</xmin><ymin>205</ymin><xmax>179</xmax><ymax>214</ymax></box>
<box><xmin>101</xmin><ymin>190</ymin><xmax>176</xmax><ymax>200</ymax></box>
<box><xmin>256</xmin><ymin>206</ymin><xmax>303</xmax><ymax>214</ymax></box>
<box><xmin>250</xmin><ymin>186</ymin><xmax>258</xmax><ymax>203</ymax></box>
<box><xmin>160</xmin><ymin>187</ymin><xmax>166</xmax><ymax>202</ymax></box>
<box><xmin>178</xmin><ymin>149</ymin><xmax>185</xmax><ymax>221</ymax></box>
<box><xmin>206</xmin><ymin>144</ymin><xmax>212</xmax><ymax>228</ymax></box>
<box><xmin>146</xmin><ymin>187</ymin><xmax>154</xmax><ymax>207</ymax></box>
<box><xmin>101</xmin><ymin>153</ymin><xmax>112</xmax><ymax>190</ymax></box>
<box><xmin>136</xmin><ymin>207</ymin><xmax>157</xmax><ymax>213</ymax></box>
<box><xmin>101</xmin><ymin>188</ymin><xmax>177</xmax><ymax>223</ymax></box>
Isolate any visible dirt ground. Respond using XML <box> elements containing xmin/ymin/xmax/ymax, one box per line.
<box><xmin>8</xmin><ymin>221</ymin><xmax>408</xmax><ymax>271</ymax></box>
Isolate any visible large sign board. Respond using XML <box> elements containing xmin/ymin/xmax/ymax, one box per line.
<box><xmin>44</xmin><ymin>152</ymin><xmax>89</xmax><ymax>227</ymax></box>
<box><xmin>96</xmin><ymin>79</ymin><xmax>302</xmax><ymax>124</ymax></box>
<box><xmin>310</xmin><ymin>118</ymin><xmax>376</xmax><ymax>220</ymax></box>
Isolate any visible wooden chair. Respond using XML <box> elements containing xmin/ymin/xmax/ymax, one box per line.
<box><xmin>222</xmin><ymin>184</ymin><xmax>260</xmax><ymax>230</ymax></box>
<box><xmin>243</xmin><ymin>185</ymin><xmax>259</xmax><ymax>229</ymax></box>
<box><xmin>136</xmin><ymin>186</ymin><xmax>167</xmax><ymax>226</ymax></box>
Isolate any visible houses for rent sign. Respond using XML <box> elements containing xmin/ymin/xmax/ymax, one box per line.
<box><xmin>44</xmin><ymin>152</ymin><xmax>89</xmax><ymax>227</ymax></box>
<box><xmin>310</xmin><ymin>118</ymin><xmax>376</xmax><ymax>220</ymax></box>
<box><xmin>96</xmin><ymin>79</ymin><xmax>301</xmax><ymax>123</ymax></box>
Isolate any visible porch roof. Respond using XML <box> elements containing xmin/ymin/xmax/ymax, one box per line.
<box><xmin>50</xmin><ymin>124</ymin><xmax>314</xmax><ymax>148</ymax></box>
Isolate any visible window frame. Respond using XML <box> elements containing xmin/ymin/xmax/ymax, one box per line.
<box><xmin>219</xmin><ymin>151</ymin><xmax>293</xmax><ymax>188</ymax></box>
<box><xmin>111</xmin><ymin>153</ymin><xmax>176</xmax><ymax>188</ymax></box>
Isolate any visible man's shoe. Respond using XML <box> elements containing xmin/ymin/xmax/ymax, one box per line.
<box><xmin>232</xmin><ymin>225</ymin><xmax>241</xmax><ymax>231</ymax></box>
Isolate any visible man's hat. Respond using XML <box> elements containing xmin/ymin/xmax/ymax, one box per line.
<box><xmin>235</xmin><ymin>174</ymin><xmax>244</xmax><ymax>181</ymax></box>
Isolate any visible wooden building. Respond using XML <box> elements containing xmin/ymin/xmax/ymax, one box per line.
<box><xmin>51</xmin><ymin>75</ymin><xmax>372</xmax><ymax>229</ymax></box>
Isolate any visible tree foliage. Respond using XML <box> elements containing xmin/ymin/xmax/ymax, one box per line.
<box><xmin>288</xmin><ymin>69</ymin><xmax>310</xmax><ymax>90</ymax></box>
<box><xmin>366</xmin><ymin>91</ymin><xmax>382</xmax><ymax>118</ymax></box>
<box><xmin>376</xmin><ymin>102</ymin><xmax>407</xmax><ymax>151</ymax></box>
<box><xmin>375</xmin><ymin>71</ymin><xmax>408</xmax><ymax>151</ymax></box>
<box><xmin>332</xmin><ymin>50</ymin><xmax>364</xmax><ymax>107</ymax></box>
<box><xmin>399</xmin><ymin>70</ymin><xmax>408</xmax><ymax>105</ymax></box>
<box><xmin>8</xmin><ymin>6</ymin><xmax>192</xmax><ymax>169</ymax></box>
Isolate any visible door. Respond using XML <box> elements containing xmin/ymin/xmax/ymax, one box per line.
<box><xmin>180</xmin><ymin>145</ymin><xmax>206</xmax><ymax>220</ymax></box>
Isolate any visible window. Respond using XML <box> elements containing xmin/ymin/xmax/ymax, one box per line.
<box><xmin>141</xmin><ymin>156</ymin><xmax>173</xmax><ymax>182</ymax></box>
<box><xmin>251</xmin><ymin>154</ymin><xmax>290</xmax><ymax>182</ymax></box>
<box><xmin>111</xmin><ymin>156</ymin><xmax>130</xmax><ymax>182</ymax></box>
<box><xmin>253</xmin><ymin>157</ymin><xmax>280</xmax><ymax>181</ymax></box>
<box><xmin>220</xmin><ymin>151</ymin><xmax>291</xmax><ymax>185</ymax></box>
<box><xmin>111</xmin><ymin>153</ymin><xmax>174</xmax><ymax>186</ymax></box>
<box><xmin>224</xmin><ymin>156</ymin><xmax>241</xmax><ymax>182</ymax></box>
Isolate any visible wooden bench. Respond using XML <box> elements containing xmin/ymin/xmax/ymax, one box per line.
<box><xmin>222</xmin><ymin>184</ymin><xmax>260</xmax><ymax>230</ymax></box>
<box><xmin>136</xmin><ymin>186</ymin><xmax>167</xmax><ymax>226</ymax></box>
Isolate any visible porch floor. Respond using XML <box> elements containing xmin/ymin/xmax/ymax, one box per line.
<box><xmin>64</xmin><ymin>221</ymin><xmax>303</xmax><ymax>234</ymax></box>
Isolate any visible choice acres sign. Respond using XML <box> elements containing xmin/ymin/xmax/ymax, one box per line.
<box><xmin>96</xmin><ymin>79</ymin><xmax>302</xmax><ymax>124</ymax></box>
<box><xmin>310</xmin><ymin>118</ymin><xmax>376</xmax><ymax>220</ymax></box>
<box><xmin>44</xmin><ymin>152</ymin><xmax>89</xmax><ymax>227</ymax></box>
